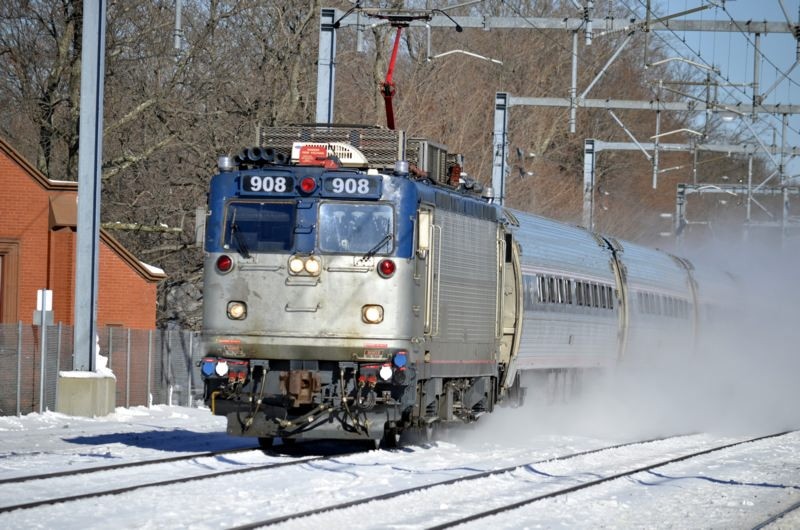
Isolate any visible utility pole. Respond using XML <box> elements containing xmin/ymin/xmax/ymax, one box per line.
<box><xmin>74</xmin><ymin>0</ymin><xmax>107</xmax><ymax>371</ymax></box>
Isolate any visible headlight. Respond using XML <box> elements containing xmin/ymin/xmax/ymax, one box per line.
<box><xmin>304</xmin><ymin>256</ymin><xmax>321</xmax><ymax>276</ymax></box>
<box><xmin>227</xmin><ymin>301</ymin><xmax>247</xmax><ymax>320</ymax></box>
<box><xmin>379</xmin><ymin>364</ymin><xmax>393</xmax><ymax>381</ymax></box>
<box><xmin>288</xmin><ymin>255</ymin><xmax>322</xmax><ymax>276</ymax></box>
<box><xmin>288</xmin><ymin>256</ymin><xmax>305</xmax><ymax>274</ymax></box>
<box><xmin>215</xmin><ymin>360</ymin><xmax>229</xmax><ymax>376</ymax></box>
<box><xmin>362</xmin><ymin>305</ymin><xmax>384</xmax><ymax>324</ymax></box>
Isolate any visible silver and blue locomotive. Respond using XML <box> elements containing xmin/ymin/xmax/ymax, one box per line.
<box><xmin>199</xmin><ymin>126</ymin><xmax>702</xmax><ymax>446</ymax></box>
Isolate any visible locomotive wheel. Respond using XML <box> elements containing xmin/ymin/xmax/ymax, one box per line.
<box><xmin>258</xmin><ymin>437</ymin><xmax>274</xmax><ymax>449</ymax></box>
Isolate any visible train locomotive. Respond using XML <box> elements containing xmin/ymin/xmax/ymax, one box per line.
<box><xmin>199</xmin><ymin>125</ymin><xmax>701</xmax><ymax>447</ymax></box>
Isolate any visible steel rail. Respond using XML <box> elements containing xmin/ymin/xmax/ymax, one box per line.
<box><xmin>751</xmin><ymin>498</ymin><xmax>800</xmax><ymax>530</ymax></box>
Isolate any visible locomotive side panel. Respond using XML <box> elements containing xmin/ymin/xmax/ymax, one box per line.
<box><xmin>421</xmin><ymin>206</ymin><xmax>501</xmax><ymax>379</ymax></box>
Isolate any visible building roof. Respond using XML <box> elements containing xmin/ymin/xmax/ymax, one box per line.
<box><xmin>0</xmin><ymin>136</ymin><xmax>166</xmax><ymax>283</ymax></box>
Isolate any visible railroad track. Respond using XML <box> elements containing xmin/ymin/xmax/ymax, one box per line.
<box><xmin>0</xmin><ymin>445</ymin><xmax>259</xmax><ymax>486</ymax></box>
<box><xmin>227</xmin><ymin>431</ymin><xmax>793</xmax><ymax>529</ymax></box>
<box><xmin>0</xmin><ymin>445</ymin><xmax>346</xmax><ymax>514</ymax></box>
<box><xmin>228</xmin><ymin>434</ymin><xmax>691</xmax><ymax>529</ymax></box>
<box><xmin>431</xmin><ymin>431</ymin><xmax>792</xmax><ymax>529</ymax></box>
<box><xmin>2</xmin><ymin>432</ymin><xmax>793</xmax><ymax>527</ymax></box>
<box><xmin>0</xmin><ymin>433</ymin><xmax>674</xmax><ymax>522</ymax></box>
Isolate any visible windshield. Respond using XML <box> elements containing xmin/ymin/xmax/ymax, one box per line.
<box><xmin>223</xmin><ymin>201</ymin><xmax>295</xmax><ymax>254</ymax></box>
<box><xmin>319</xmin><ymin>203</ymin><xmax>394</xmax><ymax>254</ymax></box>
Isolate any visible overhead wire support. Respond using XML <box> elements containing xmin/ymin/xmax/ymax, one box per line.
<box><xmin>579</xmin><ymin>32</ymin><xmax>634</xmax><ymax>99</ymax></box>
<box><xmin>627</xmin><ymin>0</ymin><xmax>800</xmax><ymax>160</ymax></box>
<box><xmin>595</xmin><ymin>3</ymin><xmax>713</xmax><ymax>38</ymax></box>
<box><xmin>715</xmin><ymin>2</ymin><xmax>800</xmax><ymax>99</ymax></box>
<box><xmin>753</xmin><ymin>32</ymin><xmax>762</xmax><ymax>121</ymax></box>
<box><xmin>584</xmin><ymin>0</ymin><xmax>594</xmax><ymax>46</ymax></box>
<box><xmin>569</xmin><ymin>30</ymin><xmax>579</xmax><ymax>133</ymax></box>
<box><xmin>752</xmin><ymin>1</ymin><xmax>800</xmax><ymax>103</ymax></box>
<box><xmin>606</xmin><ymin>110</ymin><xmax>652</xmax><ymax>161</ymax></box>
<box><xmin>327</xmin><ymin>9</ymin><xmax>797</xmax><ymax>34</ymax></box>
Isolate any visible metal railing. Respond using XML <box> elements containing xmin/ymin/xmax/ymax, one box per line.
<box><xmin>0</xmin><ymin>323</ymin><xmax>203</xmax><ymax>416</ymax></box>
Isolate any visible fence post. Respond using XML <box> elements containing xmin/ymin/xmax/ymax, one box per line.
<box><xmin>167</xmin><ymin>329</ymin><xmax>173</xmax><ymax>406</ymax></box>
<box><xmin>107</xmin><ymin>326</ymin><xmax>113</xmax><ymax>369</ymax></box>
<box><xmin>126</xmin><ymin>328</ymin><xmax>131</xmax><ymax>408</ymax></box>
<box><xmin>187</xmin><ymin>331</ymin><xmax>193</xmax><ymax>407</ymax></box>
<box><xmin>38</xmin><ymin>322</ymin><xmax>47</xmax><ymax>413</ymax></box>
<box><xmin>147</xmin><ymin>329</ymin><xmax>152</xmax><ymax>407</ymax></box>
<box><xmin>56</xmin><ymin>322</ymin><xmax>63</xmax><ymax>374</ymax></box>
<box><xmin>16</xmin><ymin>321</ymin><xmax>22</xmax><ymax>416</ymax></box>
<box><xmin>53</xmin><ymin>322</ymin><xmax>63</xmax><ymax>412</ymax></box>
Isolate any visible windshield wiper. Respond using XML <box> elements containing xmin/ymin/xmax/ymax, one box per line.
<box><xmin>362</xmin><ymin>233</ymin><xmax>392</xmax><ymax>261</ymax></box>
<box><xmin>230</xmin><ymin>222</ymin><xmax>251</xmax><ymax>259</ymax></box>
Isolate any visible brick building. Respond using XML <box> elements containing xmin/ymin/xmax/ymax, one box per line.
<box><xmin>0</xmin><ymin>137</ymin><xmax>165</xmax><ymax>327</ymax></box>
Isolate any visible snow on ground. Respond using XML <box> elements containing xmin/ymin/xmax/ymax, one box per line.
<box><xmin>0</xmin><ymin>404</ymin><xmax>798</xmax><ymax>530</ymax></box>
<box><xmin>0</xmin><ymin>406</ymin><xmax>254</xmax><ymax>480</ymax></box>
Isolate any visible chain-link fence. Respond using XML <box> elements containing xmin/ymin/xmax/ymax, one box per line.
<box><xmin>0</xmin><ymin>323</ymin><xmax>203</xmax><ymax>416</ymax></box>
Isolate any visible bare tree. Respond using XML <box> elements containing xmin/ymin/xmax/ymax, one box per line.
<box><xmin>0</xmin><ymin>0</ymin><xmax>82</xmax><ymax>177</ymax></box>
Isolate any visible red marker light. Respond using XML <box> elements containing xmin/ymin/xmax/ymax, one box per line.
<box><xmin>216</xmin><ymin>255</ymin><xmax>233</xmax><ymax>272</ymax></box>
<box><xmin>300</xmin><ymin>177</ymin><xmax>317</xmax><ymax>194</ymax></box>
<box><xmin>378</xmin><ymin>259</ymin><xmax>396</xmax><ymax>278</ymax></box>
